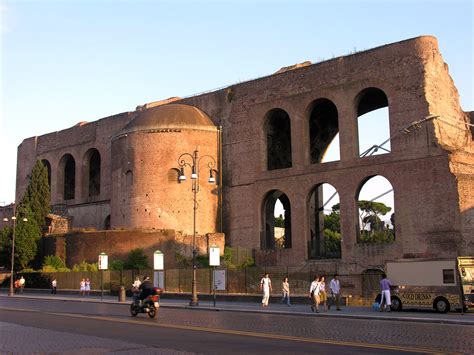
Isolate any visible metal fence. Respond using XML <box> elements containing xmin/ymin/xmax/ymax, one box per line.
<box><xmin>3</xmin><ymin>265</ymin><xmax>364</xmax><ymax>297</ymax></box>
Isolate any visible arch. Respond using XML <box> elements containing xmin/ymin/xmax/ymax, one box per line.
<box><xmin>356</xmin><ymin>175</ymin><xmax>395</xmax><ymax>244</ymax></box>
<box><xmin>308</xmin><ymin>183</ymin><xmax>341</xmax><ymax>259</ymax></box>
<box><xmin>168</xmin><ymin>168</ymin><xmax>180</xmax><ymax>183</ymax></box>
<box><xmin>104</xmin><ymin>215</ymin><xmax>111</xmax><ymax>230</ymax></box>
<box><xmin>58</xmin><ymin>154</ymin><xmax>76</xmax><ymax>200</ymax></box>
<box><xmin>83</xmin><ymin>148</ymin><xmax>101</xmax><ymax>197</ymax></box>
<box><xmin>265</xmin><ymin>108</ymin><xmax>292</xmax><ymax>170</ymax></box>
<box><xmin>125</xmin><ymin>170</ymin><xmax>133</xmax><ymax>186</ymax></box>
<box><xmin>356</xmin><ymin>87</ymin><xmax>390</xmax><ymax>157</ymax></box>
<box><xmin>261</xmin><ymin>190</ymin><xmax>291</xmax><ymax>249</ymax></box>
<box><xmin>308</xmin><ymin>99</ymin><xmax>340</xmax><ymax>163</ymax></box>
<box><xmin>41</xmin><ymin>159</ymin><xmax>51</xmax><ymax>188</ymax></box>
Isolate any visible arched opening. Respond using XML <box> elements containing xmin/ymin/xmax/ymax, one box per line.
<box><xmin>59</xmin><ymin>154</ymin><xmax>76</xmax><ymax>200</ymax></box>
<box><xmin>356</xmin><ymin>88</ymin><xmax>390</xmax><ymax>157</ymax></box>
<box><xmin>261</xmin><ymin>190</ymin><xmax>291</xmax><ymax>249</ymax></box>
<box><xmin>41</xmin><ymin>159</ymin><xmax>51</xmax><ymax>189</ymax></box>
<box><xmin>265</xmin><ymin>109</ymin><xmax>292</xmax><ymax>170</ymax></box>
<box><xmin>104</xmin><ymin>215</ymin><xmax>111</xmax><ymax>230</ymax></box>
<box><xmin>83</xmin><ymin>148</ymin><xmax>101</xmax><ymax>197</ymax></box>
<box><xmin>126</xmin><ymin>170</ymin><xmax>133</xmax><ymax>186</ymax></box>
<box><xmin>356</xmin><ymin>175</ymin><xmax>395</xmax><ymax>244</ymax></box>
<box><xmin>309</xmin><ymin>99</ymin><xmax>340</xmax><ymax>163</ymax></box>
<box><xmin>308</xmin><ymin>183</ymin><xmax>341</xmax><ymax>259</ymax></box>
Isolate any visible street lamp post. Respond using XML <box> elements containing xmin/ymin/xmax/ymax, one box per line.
<box><xmin>177</xmin><ymin>147</ymin><xmax>216</xmax><ymax>306</ymax></box>
<box><xmin>3</xmin><ymin>203</ymin><xmax>27</xmax><ymax>296</ymax></box>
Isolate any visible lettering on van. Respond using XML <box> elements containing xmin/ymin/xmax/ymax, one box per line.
<box><xmin>402</xmin><ymin>293</ymin><xmax>431</xmax><ymax>301</ymax></box>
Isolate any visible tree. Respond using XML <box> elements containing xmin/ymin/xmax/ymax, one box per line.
<box><xmin>22</xmin><ymin>160</ymin><xmax>51</xmax><ymax>227</ymax></box>
<box><xmin>125</xmin><ymin>248</ymin><xmax>150</xmax><ymax>270</ymax></box>
<box><xmin>358</xmin><ymin>200</ymin><xmax>391</xmax><ymax>232</ymax></box>
<box><xmin>1</xmin><ymin>204</ymin><xmax>42</xmax><ymax>270</ymax></box>
<box><xmin>274</xmin><ymin>214</ymin><xmax>285</xmax><ymax>228</ymax></box>
<box><xmin>358</xmin><ymin>200</ymin><xmax>394</xmax><ymax>243</ymax></box>
<box><xmin>0</xmin><ymin>160</ymin><xmax>51</xmax><ymax>270</ymax></box>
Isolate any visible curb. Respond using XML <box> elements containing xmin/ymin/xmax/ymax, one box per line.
<box><xmin>2</xmin><ymin>294</ymin><xmax>473</xmax><ymax>326</ymax></box>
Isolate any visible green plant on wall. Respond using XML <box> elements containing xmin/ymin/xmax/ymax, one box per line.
<box><xmin>42</xmin><ymin>255</ymin><xmax>69</xmax><ymax>272</ymax></box>
<box><xmin>124</xmin><ymin>248</ymin><xmax>149</xmax><ymax>270</ymax></box>
<box><xmin>72</xmin><ymin>261</ymin><xmax>98</xmax><ymax>271</ymax></box>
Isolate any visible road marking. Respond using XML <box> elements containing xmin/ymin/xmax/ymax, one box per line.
<box><xmin>0</xmin><ymin>306</ymin><xmax>458</xmax><ymax>354</ymax></box>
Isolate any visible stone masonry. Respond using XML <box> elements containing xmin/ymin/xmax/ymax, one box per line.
<box><xmin>15</xmin><ymin>36</ymin><xmax>474</xmax><ymax>277</ymax></box>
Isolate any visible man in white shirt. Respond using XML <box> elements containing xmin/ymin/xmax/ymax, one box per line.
<box><xmin>328</xmin><ymin>274</ymin><xmax>341</xmax><ymax>311</ymax></box>
<box><xmin>260</xmin><ymin>273</ymin><xmax>272</xmax><ymax>307</ymax></box>
<box><xmin>19</xmin><ymin>276</ymin><xmax>25</xmax><ymax>294</ymax></box>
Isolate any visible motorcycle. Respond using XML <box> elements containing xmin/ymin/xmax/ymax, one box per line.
<box><xmin>130</xmin><ymin>287</ymin><xmax>162</xmax><ymax>318</ymax></box>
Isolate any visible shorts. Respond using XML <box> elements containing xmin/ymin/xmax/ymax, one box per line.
<box><xmin>319</xmin><ymin>290</ymin><xmax>327</xmax><ymax>302</ymax></box>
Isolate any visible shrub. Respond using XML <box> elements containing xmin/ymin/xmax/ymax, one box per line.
<box><xmin>42</xmin><ymin>255</ymin><xmax>67</xmax><ymax>270</ymax></box>
<box><xmin>72</xmin><ymin>261</ymin><xmax>98</xmax><ymax>271</ymax></box>
<box><xmin>124</xmin><ymin>249</ymin><xmax>149</xmax><ymax>270</ymax></box>
<box><xmin>109</xmin><ymin>259</ymin><xmax>125</xmax><ymax>270</ymax></box>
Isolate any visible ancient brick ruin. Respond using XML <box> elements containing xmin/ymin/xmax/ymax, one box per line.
<box><xmin>16</xmin><ymin>36</ymin><xmax>474</xmax><ymax>278</ymax></box>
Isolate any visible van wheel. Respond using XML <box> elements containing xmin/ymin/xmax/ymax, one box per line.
<box><xmin>434</xmin><ymin>298</ymin><xmax>450</xmax><ymax>313</ymax></box>
<box><xmin>390</xmin><ymin>297</ymin><xmax>402</xmax><ymax>312</ymax></box>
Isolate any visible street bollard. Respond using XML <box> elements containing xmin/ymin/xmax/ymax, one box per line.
<box><xmin>118</xmin><ymin>286</ymin><xmax>126</xmax><ymax>302</ymax></box>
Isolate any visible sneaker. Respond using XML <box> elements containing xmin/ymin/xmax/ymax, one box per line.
<box><xmin>315</xmin><ymin>310</ymin><xmax>319</xmax><ymax>313</ymax></box>
<box><xmin>336</xmin><ymin>308</ymin><xmax>341</xmax><ymax>311</ymax></box>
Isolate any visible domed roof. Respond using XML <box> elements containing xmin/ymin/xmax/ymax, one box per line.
<box><xmin>121</xmin><ymin>104</ymin><xmax>216</xmax><ymax>135</ymax></box>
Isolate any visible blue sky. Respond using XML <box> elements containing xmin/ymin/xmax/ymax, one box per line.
<box><xmin>1</xmin><ymin>0</ymin><xmax>472</xmax><ymax>205</ymax></box>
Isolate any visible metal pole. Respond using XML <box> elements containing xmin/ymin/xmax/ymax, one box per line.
<box><xmin>190</xmin><ymin>149</ymin><xmax>199</xmax><ymax>306</ymax></box>
<box><xmin>8</xmin><ymin>204</ymin><xmax>16</xmax><ymax>297</ymax></box>
<box><xmin>101</xmin><ymin>270</ymin><xmax>103</xmax><ymax>301</ymax></box>
<box><xmin>213</xmin><ymin>266</ymin><xmax>216</xmax><ymax>307</ymax></box>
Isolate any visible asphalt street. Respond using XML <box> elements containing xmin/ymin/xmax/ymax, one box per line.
<box><xmin>1</xmin><ymin>297</ymin><xmax>472</xmax><ymax>354</ymax></box>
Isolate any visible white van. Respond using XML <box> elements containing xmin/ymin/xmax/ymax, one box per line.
<box><xmin>379</xmin><ymin>257</ymin><xmax>473</xmax><ymax>313</ymax></box>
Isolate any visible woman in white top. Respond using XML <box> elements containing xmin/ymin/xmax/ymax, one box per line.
<box><xmin>309</xmin><ymin>276</ymin><xmax>321</xmax><ymax>313</ymax></box>
<box><xmin>280</xmin><ymin>277</ymin><xmax>290</xmax><ymax>306</ymax></box>
<box><xmin>85</xmin><ymin>278</ymin><xmax>91</xmax><ymax>296</ymax></box>
<box><xmin>260</xmin><ymin>273</ymin><xmax>272</xmax><ymax>307</ymax></box>
<box><xmin>80</xmin><ymin>279</ymin><xmax>86</xmax><ymax>296</ymax></box>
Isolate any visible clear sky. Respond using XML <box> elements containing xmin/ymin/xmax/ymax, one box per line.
<box><xmin>1</xmin><ymin>0</ymin><xmax>472</xmax><ymax>205</ymax></box>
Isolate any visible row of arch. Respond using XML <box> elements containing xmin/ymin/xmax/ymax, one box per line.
<box><xmin>41</xmin><ymin>148</ymin><xmax>101</xmax><ymax>201</ymax></box>
<box><xmin>262</xmin><ymin>175</ymin><xmax>395</xmax><ymax>259</ymax></box>
<box><xmin>265</xmin><ymin>87</ymin><xmax>390</xmax><ymax>170</ymax></box>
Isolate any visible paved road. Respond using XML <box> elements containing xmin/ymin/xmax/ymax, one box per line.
<box><xmin>1</xmin><ymin>297</ymin><xmax>472</xmax><ymax>354</ymax></box>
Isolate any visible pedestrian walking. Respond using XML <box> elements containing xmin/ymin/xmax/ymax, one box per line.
<box><xmin>260</xmin><ymin>273</ymin><xmax>272</xmax><ymax>307</ymax></box>
<box><xmin>85</xmin><ymin>278</ymin><xmax>91</xmax><ymax>296</ymax></box>
<box><xmin>80</xmin><ymin>278</ymin><xmax>86</xmax><ymax>296</ymax></box>
<box><xmin>319</xmin><ymin>276</ymin><xmax>328</xmax><ymax>311</ymax></box>
<box><xmin>280</xmin><ymin>277</ymin><xmax>291</xmax><ymax>306</ymax></box>
<box><xmin>328</xmin><ymin>274</ymin><xmax>341</xmax><ymax>311</ymax></box>
<box><xmin>19</xmin><ymin>276</ymin><xmax>25</xmax><ymax>294</ymax></box>
<box><xmin>51</xmin><ymin>278</ymin><xmax>57</xmax><ymax>295</ymax></box>
<box><xmin>14</xmin><ymin>279</ymin><xmax>20</xmax><ymax>293</ymax></box>
<box><xmin>309</xmin><ymin>276</ymin><xmax>321</xmax><ymax>313</ymax></box>
<box><xmin>379</xmin><ymin>273</ymin><xmax>392</xmax><ymax>312</ymax></box>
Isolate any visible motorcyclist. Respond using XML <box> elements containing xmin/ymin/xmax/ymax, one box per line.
<box><xmin>132</xmin><ymin>277</ymin><xmax>142</xmax><ymax>305</ymax></box>
<box><xmin>138</xmin><ymin>276</ymin><xmax>154</xmax><ymax>303</ymax></box>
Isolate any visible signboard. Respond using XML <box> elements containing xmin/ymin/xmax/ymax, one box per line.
<box><xmin>209</xmin><ymin>246</ymin><xmax>220</xmax><ymax>266</ymax></box>
<box><xmin>213</xmin><ymin>269</ymin><xmax>226</xmax><ymax>291</ymax></box>
<box><xmin>154</xmin><ymin>250</ymin><xmax>164</xmax><ymax>270</ymax></box>
<box><xmin>154</xmin><ymin>271</ymin><xmax>164</xmax><ymax>289</ymax></box>
<box><xmin>98</xmin><ymin>252</ymin><xmax>108</xmax><ymax>270</ymax></box>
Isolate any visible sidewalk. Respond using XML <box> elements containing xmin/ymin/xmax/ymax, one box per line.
<box><xmin>1</xmin><ymin>291</ymin><xmax>473</xmax><ymax>326</ymax></box>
